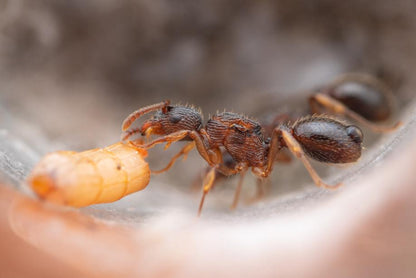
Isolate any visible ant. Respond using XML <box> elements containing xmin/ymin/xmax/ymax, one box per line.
<box><xmin>121</xmin><ymin>73</ymin><xmax>401</xmax><ymax>215</ymax></box>
<box><xmin>308</xmin><ymin>73</ymin><xmax>401</xmax><ymax>132</ymax></box>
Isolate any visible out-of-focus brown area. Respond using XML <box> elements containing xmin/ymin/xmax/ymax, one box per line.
<box><xmin>1</xmin><ymin>0</ymin><xmax>414</xmax><ymax>148</ymax></box>
<box><xmin>1</xmin><ymin>0</ymin><xmax>416</xmax><ymax>277</ymax></box>
<box><xmin>0</xmin><ymin>185</ymin><xmax>88</xmax><ymax>278</ymax></box>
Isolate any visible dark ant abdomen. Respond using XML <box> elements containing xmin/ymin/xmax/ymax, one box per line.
<box><xmin>292</xmin><ymin>116</ymin><xmax>363</xmax><ymax>164</ymax></box>
<box><xmin>328</xmin><ymin>81</ymin><xmax>391</xmax><ymax>122</ymax></box>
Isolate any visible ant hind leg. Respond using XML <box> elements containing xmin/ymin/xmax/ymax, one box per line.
<box><xmin>278</xmin><ymin>128</ymin><xmax>343</xmax><ymax>190</ymax></box>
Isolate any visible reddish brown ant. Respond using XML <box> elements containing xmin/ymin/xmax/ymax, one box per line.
<box><xmin>122</xmin><ymin>108</ymin><xmax>363</xmax><ymax>216</ymax></box>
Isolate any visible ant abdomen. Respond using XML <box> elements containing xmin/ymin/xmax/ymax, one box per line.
<box><xmin>291</xmin><ymin>116</ymin><xmax>363</xmax><ymax>164</ymax></box>
<box><xmin>328</xmin><ymin>79</ymin><xmax>391</xmax><ymax>122</ymax></box>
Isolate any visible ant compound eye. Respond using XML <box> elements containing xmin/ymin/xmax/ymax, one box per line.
<box><xmin>346</xmin><ymin>125</ymin><xmax>363</xmax><ymax>144</ymax></box>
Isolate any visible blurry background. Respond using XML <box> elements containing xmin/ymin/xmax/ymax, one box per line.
<box><xmin>1</xmin><ymin>0</ymin><xmax>414</xmax><ymax>146</ymax></box>
<box><xmin>1</xmin><ymin>0</ymin><xmax>416</xmax><ymax>277</ymax></box>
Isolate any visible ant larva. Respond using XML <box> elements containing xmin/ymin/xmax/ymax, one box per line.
<box><xmin>122</xmin><ymin>73</ymin><xmax>401</xmax><ymax>215</ymax></box>
<box><xmin>28</xmin><ymin>142</ymin><xmax>150</xmax><ymax>207</ymax></box>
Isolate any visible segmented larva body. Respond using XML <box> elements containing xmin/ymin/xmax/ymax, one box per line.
<box><xmin>28</xmin><ymin>142</ymin><xmax>150</xmax><ymax>207</ymax></box>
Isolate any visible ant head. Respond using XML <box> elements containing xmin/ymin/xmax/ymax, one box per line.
<box><xmin>140</xmin><ymin>105</ymin><xmax>203</xmax><ymax>136</ymax></box>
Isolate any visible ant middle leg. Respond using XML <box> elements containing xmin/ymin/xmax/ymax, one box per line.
<box><xmin>230</xmin><ymin>163</ymin><xmax>248</xmax><ymax>210</ymax></box>
<box><xmin>246</xmin><ymin>177</ymin><xmax>268</xmax><ymax>205</ymax></box>
<box><xmin>198</xmin><ymin>161</ymin><xmax>247</xmax><ymax>215</ymax></box>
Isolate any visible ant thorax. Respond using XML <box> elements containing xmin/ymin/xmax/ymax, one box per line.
<box><xmin>206</xmin><ymin>112</ymin><xmax>268</xmax><ymax>167</ymax></box>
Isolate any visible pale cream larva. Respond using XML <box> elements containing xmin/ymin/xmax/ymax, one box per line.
<box><xmin>27</xmin><ymin>142</ymin><xmax>150</xmax><ymax>207</ymax></box>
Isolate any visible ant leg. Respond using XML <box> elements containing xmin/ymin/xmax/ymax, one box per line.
<box><xmin>131</xmin><ymin>129</ymin><xmax>217</xmax><ymax>168</ymax></box>
<box><xmin>198</xmin><ymin>167</ymin><xmax>216</xmax><ymax>216</ymax></box>
<box><xmin>279</xmin><ymin>127</ymin><xmax>342</xmax><ymax>189</ymax></box>
<box><xmin>122</xmin><ymin>100</ymin><xmax>170</xmax><ymax>131</ymax></box>
<box><xmin>256</xmin><ymin>178</ymin><xmax>265</xmax><ymax>199</ymax></box>
<box><xmin>264</xmin><ymin>127</ymin><xmax>342</xmax><ymax>189</ymax></box>
<box><xmin>230</xmin><ymin>164</ymin><xmax>248</xmax><ymax>210</ymax></box>
<box><xmin>200</xmin><ymin>161</ymin><xmax>246</xmax><ymax>211</ymax></box>
<box><xmin>129</xmin><ymin>130</ymin><xmax>190</xmax><ymax>149</ymax></box>
<box><xmin>261</xmin><ymin>130</ymin><xmax>284</xmax><ymax>178</ymax></box>
<box><xmin>309</xmin><ymin>93</ymin><xmax>402</xmax><ymax>133</ymax></box>
<box><xmin>152</xmin><ymin>142</ymin><xmax>195</xmax><ymax>174</ymax></box>
<box><xmin>247</xmin><ymin>178</ymin><xmax>267</xmax><ymax>205</ymax></box>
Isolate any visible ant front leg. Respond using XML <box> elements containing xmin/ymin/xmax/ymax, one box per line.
<box><xmin>122</xmin><ymin>100</ymin><xmax>170</xmax><ymax>131</ymax></box>
<box><xmin>152</xmin><ymin>141</ymin><xmax>195</xmax><ymax>174</ymax></box>
<box><xmin>131</xmin><ymin>129</ymin><xmax>220</xmax><ymax>171</ymax></box>
<box><xmin>129</xmin><ymin>130</ymin><xmax>190</xmax><ymax>149</ymax></box>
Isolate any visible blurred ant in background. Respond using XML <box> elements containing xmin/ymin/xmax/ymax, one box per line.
<box><xmin>309</xmin><ymin>73</ymin><xmax>401</xmax><ymax>132</ymax></box>
<box><xmin>121</xmin><ymin>73</ymin><xmax>401</xmax><ymax>215</ymax></box>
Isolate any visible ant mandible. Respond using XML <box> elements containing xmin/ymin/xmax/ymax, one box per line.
<box><xmin>121</xmin><ymin>74</ymin><xmax>400</xmax><ymax>215</ymax></box>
